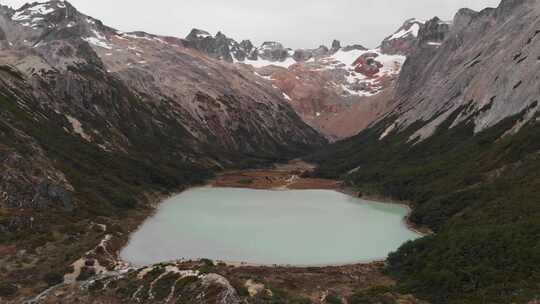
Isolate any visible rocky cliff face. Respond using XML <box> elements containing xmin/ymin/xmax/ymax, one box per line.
<box><xmin>307</xmin><ymin>1</ymin><xmax>540</xmax><ymax>302</ymax></box>
<box><xmin>381</xmin><ymin>0</ymin><xmax>539</xmax><ymax>142</ymax></box>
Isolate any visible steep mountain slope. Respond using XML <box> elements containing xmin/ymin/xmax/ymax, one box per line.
<box><xmin>0</xmin><ymin>1</ymin><xmax>325</xmax><ymax>301</ymax></box>
<box><xmin>186</xmin><ymin>22</ymin><xmax>424</xmax><ymax>139</ymax></box>
<box><xmin>0</xmin><ymin>1</ymin><xmax>325</xmax><ymax>159</ymax></box>
<box><xmin>308</xmin><ymin>0</ymin><xmax>540</xmax><ymax>303</ymax></box>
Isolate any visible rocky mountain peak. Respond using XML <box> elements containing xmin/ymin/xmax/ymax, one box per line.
<box><xmin>331</xmin><ymin>39</ymin><xmax>341</xmax><ymax>52</ymax></box>
<box><xmin>341</xmin><ymin>44</ymin><xmax>367</xmax><ymax>52</ymax></box>
<box><xmin>453</xmin><ymin>8</ymin><xmax>480</xmax><ymax>32</ymax></box>
<box><xmin>184</xmin><ymin>28</ymin><xmax>235</xmax><ymax>61</ymax></box>
<box><xmin>0</xmin><ymin>0</ymin><xmax>119</xmax><ymax>72</ymax></box>
<box><xmin>11</xmin><ymin>0</ymin><xmax>78</xmax><ymax>26</ymax></box>
<box><xmin>257</xmin><ymin>41</ymin><xmax>290</xmax><ymax>61</ymax></box>
<box><xmin>239</xmin><ymin>39</ymin><xmax>253</xmax><ymax>52</ymax></box>
<box><xmin>186</xmin><ymin>28</ymin><xmax>212</xmax><ymax>40</ymax></box>
<box><xmin>215</xmin><ymin>31</ymin><xmax>228</xmax><ymax>39</ymax></box>
<box><xmin>380</xmin><ymin>18</ymin><xmax>425</xmax><ymax>55</ymax></box>
<box><xmin>416</xmin><ymin>17</ymin><xmax>451</xmax><ymax>48</ymax></box>
<box><xmin>183</xmin><ymin>26</ymin><xmax>375</xmax><ymax>68</ymax></box>
<box><xmin>0</xmin><ymin>4</ymin><xmax>14</xmax><ymax>15</ymax></box>
<box><xmin>2</xmin><ymin>0</ymin><xmax>118</xmax><ymax>48</ymax></box>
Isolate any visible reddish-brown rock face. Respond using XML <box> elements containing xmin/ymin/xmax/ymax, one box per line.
<box><xmin>244</xmin><ymin>47</ymin><xmax>407</xmax><ymax>139</ymax></box>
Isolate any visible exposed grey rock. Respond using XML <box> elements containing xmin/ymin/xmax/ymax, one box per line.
<box><xmin>292</xmin><ymin>44</ymin><xmax>332</xmax><ymax>62</ymax></box>
<box><xmin>383</xmin><ymin>0</ymin><xmax>540</xmax><ymax>141</ymax></box>
<box><xmin>331</xmin><ymin>39</ymin><xmax>341</xmax><ymax>53</ymax></box>
<box><xmin>417</xmin><ymin>17</ymin><xmax>450</xmax><ymax>45</ymax></box>
<box><xmin>232</xmin><ymin>39</ymin><xmax>254</xmax><ymax>61</ymax></box>
<box><xmin>342</xmin><ymin>44</ymin><xmax>367</xmax><ymax>52</ymax></box>
<box><xmin>292</xmin><ymin>49</ymin><xmax>313</xmax><ymax>62</ymax></box>
<box><xmin>380</xmin><ymin>18</ymin><xmax>426</xmax><ymax>55</ymax></box>
<box><xmin>394</xmin><ymin>17</ymin><xmax>451</xmax><ymax>98</ymax></box>
<box><xmin>313</xmin><ymin>45</ymin><xmax>329</xmax><ymax>57</ymax></box>
<box><xmin>33</xmin><ymin>181</ymin><xmax>74</xmax><ymax>211</ymax></box>
<box><xmin>184</xmin><ymin>28</ymin><xmax>368</xmax><ymax>66</ymax></box>
<box><xmin>496</xmin><ymin>0</ymin><xmax>534</xmax><ymax>19</ymax></box>
<box><xmin>185</xmin><ymin>28</ymin><xmax>211</xmax><ymax>40</ymax></box>
<box><xmin>258</xmin><ymin>41</ymin><xmax>290</xmax><ymax>61</ymax></box>
<box><xmin>185</xmin><ymin>29</ymin><xmax>234</xmax><ymax>62</ymax></box>
<box><xmin>201</xmin><ymin>274</ymin><xmax>241</xmax><ymax>304</ymax></box>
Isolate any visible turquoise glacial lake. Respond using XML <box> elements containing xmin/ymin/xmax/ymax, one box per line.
<box><xmin>120</xmin><ymin>187</ymin><xmax>421</xmax><ymax>266</ymax></box>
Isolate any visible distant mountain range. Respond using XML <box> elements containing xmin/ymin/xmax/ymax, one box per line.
<box><xmin>182</xmin><ymin>18</ymin><xmax>438</xmax><ymax>139</ymax></box>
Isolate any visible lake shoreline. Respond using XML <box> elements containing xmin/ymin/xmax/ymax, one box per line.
<box><xmin>114</xmin><ymin>159</ymin><xmax>429</xmax><ymax>270</ymax></box>
<box><xmin>41</xmin><ymin>161</ymin><xmax>427</xmax><ymax>304</ymax></box>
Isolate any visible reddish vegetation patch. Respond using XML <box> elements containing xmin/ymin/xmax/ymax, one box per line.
<box><xmin>353</xmin><ymin>53</ymin><xmax>383</xmax><ymax>77</ymax></box>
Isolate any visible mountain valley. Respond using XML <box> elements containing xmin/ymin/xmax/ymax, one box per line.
<box><xmin>0</xmin><ymin>0</ymin><xmax>539</xmax><ymax>303</ymax></box>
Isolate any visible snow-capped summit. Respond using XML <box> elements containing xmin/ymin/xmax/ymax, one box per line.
<box><xmin>0</xmin><ymin>0</ymin><xmax>117</xmax><ymax>51</ymax></box>
<box><xmin>10</xmin><ymin>0</ymin><xmax>76</xmax><ymax>30</ymax></box>
<box><xmin>380</xmin><ymin>18</ymin><xmax>426</xmax><ymax>55</ymax></box>
<box><xmin>184</xmin><ymin>28</ymin><xmax>371</xmax><ymax>69</ymax></box>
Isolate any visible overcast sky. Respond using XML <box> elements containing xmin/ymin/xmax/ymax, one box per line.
<box><xmin>3</xmin><ymin>0</ymin><xmax>501</xmax><ymax>49</ymax></box>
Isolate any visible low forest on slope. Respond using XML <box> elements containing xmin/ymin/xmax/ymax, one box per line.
<box><xmin>307</xmin><ymin>106</ymin><xmax>540</xmax><ymax>304</ymax></box>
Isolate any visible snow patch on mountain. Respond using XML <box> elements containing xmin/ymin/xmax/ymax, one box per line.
<box><xmin>330</xmin><ymin>49</ymin><xmax>366</xmax><ymax>66</ymax></box>
<box><xmin>12</xmin><ymin>3</ymin><xmax>56</xmax><ymax>21</ymax></box>
<box><xmin>242</xmin><ymin>57</ymin><xmax>297</xmax><ymax>68</ymax></box>
<box><xmin>324</xmin><ymin>49</ymin><xmax>405</xmax><ymax>97</ymax></box>
<box><xmin>83</xmin><ymin>36</ymin><xmax>112</xmax><ymax>49</ymax></box>
<box><xmin>282</xmin><ymin>92</ymin><xmax>292</xmax><ymax>101</ymax></box>
<box><xmin>83</xmin><ymin>30</ymin><xmax>114</xmax><ymax>49</ymax></box>
<box><xmin>389</xmin><ymin>23</ymin><xmax>420</xmax><ymax>40</ymax></box>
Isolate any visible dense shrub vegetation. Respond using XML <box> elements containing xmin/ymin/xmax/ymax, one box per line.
<box><xmin>0</xmin><ymin>92</ymin><xmax>214</xmax><ymax>215</ymax></box>
<box><xmin>307</xmin><ymin>109</ymin><xmax>540</xmax><ymax>303</ymax></box>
